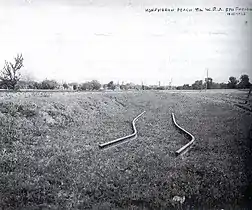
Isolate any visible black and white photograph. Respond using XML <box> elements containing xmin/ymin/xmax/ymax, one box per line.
<box><xmin>0</xmin><ymin>0</ymin><xmax>252</xmax><ymax>209</ymax></box>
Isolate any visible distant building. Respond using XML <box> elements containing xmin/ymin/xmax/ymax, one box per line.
<box><xmin>68</xmin><ymin>83</ymin><xmax>78</xmax><ymax>91</ymax></box>
<box><xmin>68</xmin><ymin>85</ymin><xmax>74</xmax><ymax>90</ymax></box>
<box><xmin>114</xmin><ymin>84</ymin><xmax>121</xmax><ymax>91</ymax></box>
<box><xmin>58</xmin><ymin>84</ymin><xmax>64</xmax><ymax>90</ymax></box>
<box><xmin>103</xmin><ymin>84</ymin><xmax>108</xmax><ymax>90</ymax></box>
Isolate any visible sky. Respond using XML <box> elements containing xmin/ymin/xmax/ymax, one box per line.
<box><xmin>0</xmin><ymin>0</ymin><xmax>251</xmax><ymax>86</ymax></box>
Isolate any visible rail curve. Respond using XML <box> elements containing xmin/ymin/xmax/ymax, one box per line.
<box><xmin>171</xmin><ymin>113</ymin><xmax>195</xmax><ymax>155</ymax></box>
<box><xmin>99</xmin><ymin>111</ymin><xmax>146</xmax><ymax>148</ymax></box>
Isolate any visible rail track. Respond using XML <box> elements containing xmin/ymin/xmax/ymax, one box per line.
<box><xmin>171</xmin><ymin>113</ymin><xmax>195</xmax><ymax>156</ymax></box>
<box><xmin>234</xmin><ymin>103</ymin><xmax>252</xmax><ymax>112</ymax></box>
<box><xmin>99</xmin><ymin>111</ymin><xmax>146</xmax><ymax>148</ymax></box>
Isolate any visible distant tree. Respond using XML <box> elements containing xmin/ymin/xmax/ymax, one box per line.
<box><xmin>192</xmin><ymin>80</ymin><xmax>203</xmax><ymax>90</ymax></box>
<box><xmin>182</xmin><ymin>84</ymin><xmax>191</xmax><ymax>90</ymax></box>
<box><xmin>151</xmin><ymin>85</ymin><xmax>158</xmax><ymax>90</ymax></box>
<box><xmin>15</xmin><ymin>80</ymin><xmax>28</xmax><ymax>89</ymax></box>
<box><xmin>41</xmin><ymin>79</ymin><xmax>58</xmax><ymax>89</ymax></box>
<box><xmin>80</xmin><ymin>82</ymin><xmax>91</xmax><ymax>91</ymax></box>
<box><xmin>90</xmin><ymin>80</ymin><xmax>101</xmax><ymax>90</ymax></box>
<box><xmin>143</xmin><ymin>85</ymin><xmax>151</xmax><ymax>90</ymax></box>
<box><xmin>33</xmin><ymin>82</ymin><xmax>42</xmax><ymax>89</ymax></box>
<box><xmin>73</xmin><ymin>84</ymin><xmax>77</xmax><ymax>90</ymax></box>
<box><xmin>211</xmin><ymin>82</ymin><xmax>221</xmax><ymax>89</ymax></box>
<box><xmin>228</xmin><ymin>76</ymin><xmax>238</xmax><ymax>89</ymax></box>
<box><xmin>220</xmin><ymin>82</ymin><xmax>228</xmax><ymax>89</ymax></box>
<box><xmin>176</xmin><ymin>86</ymin><xmax>183</xmax><ymax>90</ymax></box>
<box><xmin>107</xmin><ymin>81</ymin><xmax>116</xmax><ymax>90</ymax></box>
<box><xmin>157</xmin><ymin>86</ymin><xmax>165</xmax><ymax>90</ymax></box>
<box><xmin>15</xmin><ymin>73</ymin><xmax>37</xmax><ymax>89</ymax></box>
<box><xmin>238</xmin><ymin>74</ymin><xmax>250</xmax><ymax>89</ymax></box>
<box><xmin>0</xmin><ymin>80</ymin><xmax>7</xmax><ymax>89</ymax></box>
<box><xmin>0</xmin><ymin>54</ymin><xmax>24</xmax><ymax>90</ymax></box>
<box><xmin>125</xmin><ymin>83</ymin><xmax>137</xmax><ymax>90</ymax></box>
<box><xmin>26</xmin><ymin>81</ymin><xmax>36</xmax><ymax>89</ymax></box>
<box><xmin>63</xmin><ymin>83</ymin><xmax>69</xmax><ymax>89</ymax></box>
<box><xmin>120</xmin><ymin>84</ymin><xmax>128</xmax><ymax>90</ymax></box>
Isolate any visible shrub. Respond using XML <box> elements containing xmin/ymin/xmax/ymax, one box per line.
<box><xmin>63</xmin><ymin>83</ymin><xmax>69</xmax><ymax>89</ymax></box>
<box><xmin>80</xmin><ymin>80</ymin><xmax>102</xmax><ymax>91</ymax></box>
<box><xmin>90</xmin><ymin>80</ymin><xmax>101</xmax><ymax>90</ymax></box>
<box><xmin>192</xmin><ymin>80</ymin><xmax>203</xmax><ymax>90</ymax></box>
<box><xmin>237</xmin><ymin>74</ymin><xmax>250</xmax><ymax>89</ymax></box>
<box><xmin>157</xmin><ymin>86</ymin><xmax>165</xmax><ymax>90</ymax></box>
<box><xmin>73</xmin><ymin>84</ymin><xmax>78</xmax><ymax>90</ymax></box>
<box><xmin>107</xmin><ymin>81</ymin><xmax>116</xmax><ymax>90</ymax></box>
<box><xmin>80</xmin><ymin>82</ymin><xmax>91</xmax><ymax>91</ymax></box>
<box><xmin>41</xmin><ymin>80</ymin><xmax>59</xmax><ymax>90</ymax></box>
<box><xmin>228</xmin><ymin>76</ymin><xmax>238</xmax><ymax>89</ymax></box>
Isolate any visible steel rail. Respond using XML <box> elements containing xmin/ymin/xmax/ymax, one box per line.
<box><xmin>99</xmin><ymin>111</ymin><xmax>146</xmax><ymax>148</ymax></box>
<box><xmin>234</xmin><ymin>103</ymin><xmax>252</xmax><ymax>112</ymax></box>
<box><xmin>171</xmin><ymin>113</ymin><xmax>195</xmax><ymax>156</ymax></box>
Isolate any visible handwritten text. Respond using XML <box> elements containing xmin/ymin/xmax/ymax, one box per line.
<box><xmin>145</xmin><ymin>6</ymin><xmax>252</xmax><ymax>16</ymax></box>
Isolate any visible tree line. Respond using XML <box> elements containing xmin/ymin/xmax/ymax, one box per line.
<box><xmin>176</xmin><ymin>75</ymin><xmax>251</xmax><ymax>90</ymax></box>
<box><xmin>0</xmin><ymin>55</ymin><xmax>144</xmax><ymax>91</ymax></box>
<box><xmin>0</xmin><ymin>54</ymin><xmax>251</xmax><ymax>91</ymax></box>
<box><xmin>0</xmin><ymin>54</ymin><xmax>104</xmax><ymax>91</ymax></box>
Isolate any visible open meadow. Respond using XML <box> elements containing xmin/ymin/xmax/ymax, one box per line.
<box><xmin>0</xmin><ymin>89</ymin><xmax>252</xmax><ymax>209</ymax></box>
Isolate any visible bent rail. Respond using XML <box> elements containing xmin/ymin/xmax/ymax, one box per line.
<box><xmin>99</xmin><ymin>111</ymin><xmax>146</xmax><ymax>148</ymax></box>
<box><xmin>171</xmin><ymin>113</ymin><xmax>195</xmax><ymax>155</ymax></box>
<box><xmin>234</xmin><ymin>103</ymin><xmax>252</xmax><ymax>112</ymax></box>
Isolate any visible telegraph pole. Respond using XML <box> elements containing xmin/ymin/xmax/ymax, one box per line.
<box><xmin>169</xmin><ymin>78</ymin><xmax>173</xmax><ymax>90</ymax></box>
<box><xmin>205</xmin><ymin>68</ymin><xmax>208</xmax><ymax>91</ymax></box>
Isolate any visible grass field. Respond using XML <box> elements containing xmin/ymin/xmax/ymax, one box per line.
<box><xmin>0</xmin><ymin>89</ymin><xmax>252</xmax><ymax>209</ymax></box>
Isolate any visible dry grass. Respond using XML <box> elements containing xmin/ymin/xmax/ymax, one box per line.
<box><xmin>0</xmin><ymin>90</ymin><xmax>251</xmax><ymax>209</ymax></box>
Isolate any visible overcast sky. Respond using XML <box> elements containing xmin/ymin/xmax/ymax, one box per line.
<box><xmin>0</xmin><ymin>0</ymin><xmax>251</xmax><ymax>86</ymax></box>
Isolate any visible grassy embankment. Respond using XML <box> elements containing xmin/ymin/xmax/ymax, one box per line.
<box><xmin>0</xmin><ymin>90</ymin><xmax>251</xmax><ymax>209</ymax></box>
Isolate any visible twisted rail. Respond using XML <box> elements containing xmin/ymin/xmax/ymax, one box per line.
<box><xmin>99</xmin><ymin>111</ymin><xmax>146</xmax><ymax>148</ymax></box>
<box><xmin>171</xmin><ymin>113</ymin><xmax>195</xmax><ymax>155</ymax></box>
